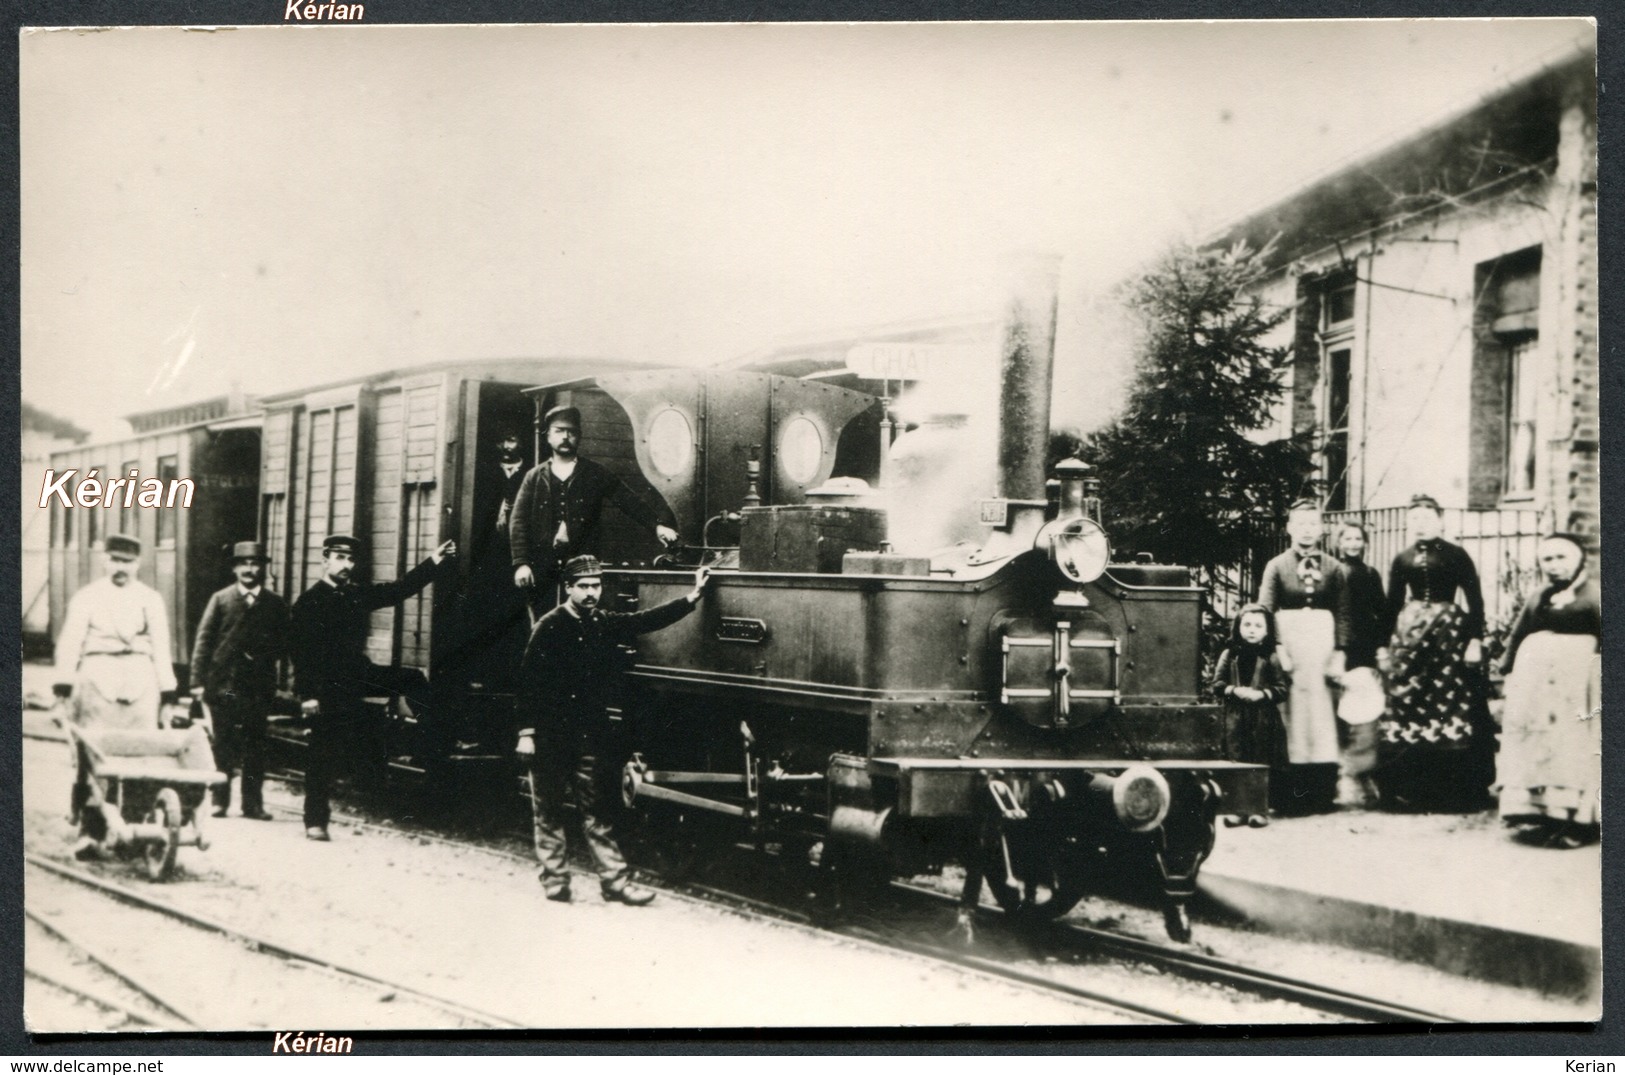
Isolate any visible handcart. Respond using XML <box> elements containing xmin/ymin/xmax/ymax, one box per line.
<box><xmin>66</xmin><ymin>721</ymin><xmax>226</xmax><ymax>881</ymax></box>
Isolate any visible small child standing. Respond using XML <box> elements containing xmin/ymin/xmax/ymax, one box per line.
<box><xmin>1210</xmin><ymin>603</ymin><xmax>1290</xmax><ymax>828</ymax></box>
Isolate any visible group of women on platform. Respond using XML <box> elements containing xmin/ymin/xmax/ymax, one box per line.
<box><xmin>1211</xmin><ymin>494</ymin><xmax>1599</xmax><ymax>848</ymax></box>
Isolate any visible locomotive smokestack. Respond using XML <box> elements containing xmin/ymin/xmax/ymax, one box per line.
<box><xmin>996</xmin><ymin>253</ymin><xmax>1061</xmax><ymax>502</ymax></box>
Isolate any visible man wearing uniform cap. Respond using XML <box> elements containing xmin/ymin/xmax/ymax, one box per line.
<box><xmin>510</xmin><ymin>404</ymin><xmax>680</xmax><ymax>617</ymax></box>
<box><xmin>190</xmin><ymin>541</ymin><xmax>290</xmax><ymax>820</ymax></box>
<box><xmin>55</xmin><ymin>534</ymin><xmax>179</xmax><ymax>857</ymax></box>
<box><xmin>291</xmin><ymin>532</ymin><xmax>457</xmax><ymax>841</ymax></box>
<box><xmin>516</xmin><ymin>553</ymin><xmax>712</xmax><ymax>905</ymax></box>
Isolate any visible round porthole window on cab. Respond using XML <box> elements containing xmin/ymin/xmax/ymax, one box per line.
<box><xmin>647</xmin><ymin>408</ymin><xmax>694</xmax><ymax>478</ymax></box>
<box><xmin>778</xmin><ymin>415</ymin><xmax>824</xmax><ymax>485</ymax></box>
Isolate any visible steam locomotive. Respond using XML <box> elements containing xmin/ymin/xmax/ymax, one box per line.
<box><xmin>549</xmin><ymin>260</ymin><xmax>1265</xmax><ymax>940</ymax></box>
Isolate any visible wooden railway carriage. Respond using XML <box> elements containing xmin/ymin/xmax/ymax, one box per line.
<box><xmin>256</xmin><ymin>358</ymin><xmax>882</xmax><ymax>770</ymax></box>
<box><xmin>47</xmin><ymin>397</ymin><xmax>262</xmax><ymax>680</ymax></box>
<box><xmin>256</xmin><ymin>358</ymin><xmax>629</xmax><ymax>766</ymax></box>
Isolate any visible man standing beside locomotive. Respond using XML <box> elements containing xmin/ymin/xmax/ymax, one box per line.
<box><xmin>510</xmin><ymin>405</ymin><xmax>679</xmax><ymax>617</ymax></box>
<box><xmin>291</xmin><ymin>533</ymin><xmax>456</xmax><ymax>841</ymax></box>
<box><xmin>516</xmin><ymin>554</ymin><xmax>712</xmax><ymax>905</ymax></box>
<box><xmin>190</xmin><ymin>541</ymin><xmax>289</xmax><ymax>821</ymax></box>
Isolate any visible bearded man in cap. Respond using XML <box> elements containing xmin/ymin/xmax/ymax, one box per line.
<box><xmin>516</xmin><ymin>554</ymin><xmax>712</xmax><ymax>905</ymax></box>
<box><xmin>291</xmin><ymin>533</ymin><xmax>456</xmax><ymax>841</ymax></box>
<box><xmin>190</xmin><ymin>541</ymin><xmax>290</xmax><ymax>820</ymax></box>
<box><xmin>54</xmin><ymin>534</ymin><xmax>177</xmax><ymax>732</ymax></box>
<box><xmin>510</xmin><ymin>405</ymin><xmax>680</xmax><ymax>617</ymax></box>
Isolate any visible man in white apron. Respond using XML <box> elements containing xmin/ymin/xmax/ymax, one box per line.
<box><xmin>54</xmin><ymin>533</ymin><xmax>177</xmax><ymax>730</ymax></box>
<box><xmin>54</xmin><ymin>533</ymin><xmax>177</xmax><ymax>856</ymax></box>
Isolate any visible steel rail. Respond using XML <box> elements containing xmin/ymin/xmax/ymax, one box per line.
<box><xmin>894</xmin><ymin>881</ymin><xmax>1462</xmax><ymax>1024</ymax></box>
<box><xmin>24</xmin><ymin>854</ymin><xmax>527</xmax><ymax>1030</ymax></box>
<box><xmin>1054</xmin><ymin>919</ymin><xmax>1460</xmax><ymax>1024</ymax></box>
<box><xmin>257</xmin><ymin>773</ymin><xmax>1454</xmax><ymax>1024</ymax></box>
<box><xmin>23</xmin><ymin>965</ymin><xmax>165</xmax><ymax>1030</ymax></box>
<box><xmin>25</xmin><ymin>906</ymin><xmax>203</xmax><ymax>1028</ymax></box>
<box><xmin>838</xmin><ymin>925</ymin><xmax>1189</xmax><ymax>1026</ymax></box>
<box><xmin>260</xmin><ymin>797</ymin><xmax>1181</xmax><ymax>1024</ymax></box>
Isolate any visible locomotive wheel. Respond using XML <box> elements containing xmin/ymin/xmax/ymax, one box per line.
<box><xmin>978</xmin><ymin>832</ymin><xmax>1090</xmax><ymax>922</ymax></box>
<box><xmin>142</xmin><ymin>788</ymin><xmax>182</xmax><ymax>882</ymax></box>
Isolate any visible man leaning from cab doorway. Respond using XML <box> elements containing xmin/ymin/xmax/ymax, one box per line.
<box><xmin>510</xmin><ymin>405</ymin><xmax>678</xmax><ymax>617</ymax></box>
<box><xmin>517</xmin><ymin>554</ymin><xmax>712</xmax><ymax>905</ymax></box>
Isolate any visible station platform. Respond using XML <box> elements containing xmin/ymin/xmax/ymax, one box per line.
<box><xmin>1195</xmin><ymin>805</ymin><xmax>1602</xmax><ymax>999</ymax></box>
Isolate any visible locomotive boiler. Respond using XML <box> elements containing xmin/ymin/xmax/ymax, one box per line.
<box><xmin>602</xmin><ymin>258</ymin><xmax>1266</xmax><ymax>940</ymax></box>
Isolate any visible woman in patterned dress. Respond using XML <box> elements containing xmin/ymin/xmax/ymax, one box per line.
<box><xmin>1376</xmin><ymin>495</ymin><xmax>1493</xmax><ymax>811</ymax></box>
<box><xmin>1495</xmin><ymin>533</ymin><xmax>1601</xmax><ymax>847</ymax></box>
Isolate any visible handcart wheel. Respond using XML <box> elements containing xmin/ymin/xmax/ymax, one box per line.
<box><xmin>142</xmin><ymin>788</ymin><xmax>182</xmax><ymax>882</ymax></box>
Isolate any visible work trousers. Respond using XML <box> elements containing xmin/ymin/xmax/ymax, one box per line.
<box><xmin>527</xmin><ymin>731</ymin><xmax>628</xmax><ymax>889</ymax></box>
<box><xmin>210</xmin><ymin>696</ymin><xmax>270</xmax><ymax>814</ymax></box>
<box><xmin>303</xmin><ymin>703</ymin><xmax>359</xmax><ymax>830</ymax></box>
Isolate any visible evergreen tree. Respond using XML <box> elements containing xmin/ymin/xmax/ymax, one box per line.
<box><xmin>1068</xmin><ymin>240</ymin><xmax>1313</xmax><ymax>590</ymax></box>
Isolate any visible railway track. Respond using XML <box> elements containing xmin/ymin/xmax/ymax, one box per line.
<box><xmin>256</xmin><ymin>778</ymin><xmax>1456</xmax><ymax>1025</ymax></box>
<box><xmin>891</xmin><ymin>883</ymin><xmax>1461</xmax><ymax>1024</ymax></box>
<box><xmin>24</xmin><ymin>853</ymin><xmax>528</xmax><ymax>1031</ymax></box>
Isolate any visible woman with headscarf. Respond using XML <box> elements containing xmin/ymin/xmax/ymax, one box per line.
<box><xmin>1377</xmin><ymin>494</ymin><xmax>1492</xmax><ymax>811</ymax></box>
<box><xmin>1495</xmin><ymin>533</ymin><xmax>1601</xmax><ymax>847</ymax></box>
<box><xmin>1258</xmin><ymin>499</ymin><xmax>1349</xmax><ymax>813</ymax></box>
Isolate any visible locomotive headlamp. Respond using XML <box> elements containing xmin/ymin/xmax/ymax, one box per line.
<box><xmin>1050</xmin><ymin>517</ymin><xmax>1110</xmax><ymax>584</ymax></box>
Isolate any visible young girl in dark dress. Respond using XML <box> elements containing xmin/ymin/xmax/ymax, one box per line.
<box><xmin>1211</xmin><ymin>604</ymin><xmax>1290</xmax><ymax>827</ymax></box>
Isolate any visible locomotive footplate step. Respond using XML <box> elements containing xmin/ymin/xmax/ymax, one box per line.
<box><xmin>1192</xmin><ymin>808</ymin><xmax>1601</xmax><ymax>1000</ymax></box>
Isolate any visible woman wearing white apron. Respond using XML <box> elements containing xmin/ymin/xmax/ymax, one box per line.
<box><xmin>1496</xmin><ymin>533</ymin><xmax>1601</xmax><ymax>847</ymax></box>
<box><xmin>1258</xmin><ymin>500</ymin><xmax>1349</xmax><ymax>814</ymax></box>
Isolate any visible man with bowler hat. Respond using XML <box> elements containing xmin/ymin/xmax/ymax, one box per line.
<box><xmin>190</xmin><ymin>541</ymin><xmax>290</xmax><ymax>820</ymax></box>
<box><xmin>291</xmin><ymin>533</ymin><xmax>456</xmax><ymax>841</ymax></box>
<box><xmin>516</xmin><ymin>554</ymin><xmax>711</xmax><ymax>905</ymax></box>
<box><xmin>510</xmin><ymin>405</ymin><xmax>679</xmax><ymax>616</ymax></box>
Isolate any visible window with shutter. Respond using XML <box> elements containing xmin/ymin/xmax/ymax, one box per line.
<box><xmin>1468</xmin><ymin>247</ymin><xmax>1541</xmax><ymax>508</ymax></box>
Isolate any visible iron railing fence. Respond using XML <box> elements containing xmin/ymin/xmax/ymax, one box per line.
<box><xmin>1204</xmin><ymin>507</ymin><xmax>1550</xmax><ymax>643</ymax></box>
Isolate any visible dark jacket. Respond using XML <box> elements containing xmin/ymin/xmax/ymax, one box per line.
<box><xmin>290</xmin><ymin>557</ymin><xmax>441</xmax><ymax>704</ymax></box>
<box><xmin>472</xmin><ymin>462</ymin><xmax>529</xmax><ymax>569</ymax></box>
<box><xmin>1386</xmin><ymin>538</ymin><xmax>1486</xmax><ymax>639</ymax></box>
<box><xmin>518</xmin><ymin>595</ymin><xmax>696</xmax><ymax>737</ymax></box>
<box><xmin>1499</xmin><ymin>573</ymin><xmax>1601</xmax><ymax>674</ymax></box>
<box><xmin>1258</xmin><ymin>547</ymin><xmax>1352</xmax><ymax>649</ymax></box>
<box><xmin>1338</xmin><ymin>557</ymin><xmax>1388</xmax><ymax>670</ymax></box>
<box><xmin>190</xmin><ymin>584</ymin><xmax>291</xmax><ymax>702</ymax></box>
<box><xmin>509</xmin><ymin>457</ymin><xmax>674</xmax><ymax>573</ymax></box>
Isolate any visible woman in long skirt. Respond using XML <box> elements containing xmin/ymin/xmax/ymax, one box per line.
<box><xmin>1258</xmin><ymin>500</ymin><xmax>1349</xmax><ymax>813</ymax></box>
<box><xmin>1377</xmin><ymin>495</ymin><xmax>1493</xmax><ymax>811</ymax></box>
<box><xmin>1496</xmin><ymin>533</ymin><xmax>1601</xmax><ymax>846</ymax></box>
